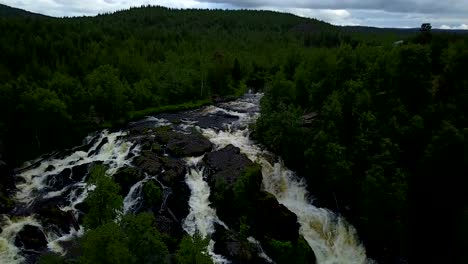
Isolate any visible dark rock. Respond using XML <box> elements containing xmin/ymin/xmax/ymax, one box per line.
<box><xmin>166</xmin><ymin>132</ymin><xmax>212</xmax><ymax>157</ymax></box>
<box><xmin>113</xmin><ymin>167</ymin><xmax>145</xmax><ymax>196</ymax></box>
<box><xmin>14</xmin><ymin>225</ymin><xmax>48</xmax><ymax>251</ymax></box>
<box><xmin>0</xmin><ymin>190</ymin><xmax>14</xmax><ymax>214</ymax></box>
<box><xmin>45</xmin><ymin>165</ymin><xmax>55</xmax><ymax>172</ymax></box>
<box><xmin>165</xmin><ymin>184</ymin><xmax>190</xmax><ymax>221</ymax></box>
<box><xmin>71</xmin><ymin>163</ymin><xmax>90</xmax><ymax>182</ymax></box>
<box><xmin>36</xmin><ymin>205</ymin><xmax>72</xmax><ymax>234</ymax></box>
<box><xmin>46</xmin><ymin>168</ymin><xmax>73</xmax><ymax>190</ymax></box>
<box><xmin>205</xmin><ymin>145</ymin><xmax>252</xmax><ymax>186</ymax></box>
<box><xmin>212</xmin><ymin>223</ymin><xmax>268</xmax><ymax>264</ymax></box>
<box><xmin>159</xmin><ymin>157</ymin><xmax>186</xmax><ymax>187</ymax></box>
<box><xmin>155</xmin><ymin>215</ymin><xmax>182</xmax><ymax>239</ymax></box>
<box><xmin>134</xmin><ymin>152</ymin><xmax>163</xmax><ymax>175</ymax></box>
<box><xmin>88</xmin><ymin>137</ymin><xmax>108</xmax><ymax>156</ymax></box>
<box><xmin>254</xmin><ymin>191</ymin><xmax>300</xmax><ymax>243</ymax></box>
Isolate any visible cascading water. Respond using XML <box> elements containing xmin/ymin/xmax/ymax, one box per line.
<box><xmin>0</xmin><ymin>130</ymin><xmax>140</xmax><ymax>262</ymax></box>
<box><xmin>182</xmin><ymin>157</ymin><xmax>230</xmax><ymax>264</ymax></box>
<box><xmin>1</xmin><ymin>93</ymin><xmax>370</xmax><ymax>264</ymax></box>
<box><xmin>200</xmin><ymin>94</ymin><xmax>370</xmax><ymax>264</ymax></box>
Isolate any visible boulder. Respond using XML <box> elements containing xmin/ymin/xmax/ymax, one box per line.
<box><xmin>113</xmin><ymin>167</ymin><xmax>145</xmax><ymax>195</ymax></box>
<box><xmin>159</xmin><ymin>157</ymin><xmax>186</xmax><ymax>187</ymax></box>
<box><xmin>46</xmin><ymin>168</ymin><xmax>73</xmax><ymax>190</ymax></box>
<box><xmin>204</xmin><ymin>145</ymin><xmax>252</xmax><ymax>186</ymax></box>
<box><xmin>212</xmin><ymin>223</ymin><xmax>268</xmax><ymax>264</ymax></box>
<box><xmin>133</xmin><ymin>152</ymin><xmax>162</xmax><ymax>175</ymax></box>
<box><xmin>166</xmin><ymin>132</ymin><xmax>212</xmax><ymax>157</ymax></box>
<box><xmin>14</xmin><ymin>225</ymin><xmax>48</xmax><ymax>251</ymax></box>
<box><xmin>36</xmin><ymin>205</ymin><xmax>72</xmax><ymax>234</ymax></box>
<box><xmin>254</xmin><ymin>191</ymin><xmax>300</xmax><ymax>243</ymax></box>
<box><xmin>71</xmin><ymin>163</ymin><xmax>90</xmax><ymax>182</ymax></box>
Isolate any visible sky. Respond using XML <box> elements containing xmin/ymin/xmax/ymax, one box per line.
<box><xmin>2</xmin><ymin>0</ymin><xmax>468</xmax><ymax>29</ymax></box>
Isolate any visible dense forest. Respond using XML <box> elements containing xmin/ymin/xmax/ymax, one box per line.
<box><xmin>254</xmin><ymin>25</ymin><xmax>468</xmax><ymax>263</ymax></box>
<box><xmin>0</xmin><ymin>3</ymin><xmax>467</xmax><ymax>264</ymax></box>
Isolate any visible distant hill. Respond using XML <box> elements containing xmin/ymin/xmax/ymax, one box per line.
<box><xmin>0</xmin><ymin>3</ymin><xmax>47</xmax><ymax>18</ymax></box>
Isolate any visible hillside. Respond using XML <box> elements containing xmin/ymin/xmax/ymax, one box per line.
<box><xmin>0</xmin><ymin>3</ymin><xmax>46</xmax><ymax>18</ymax></box>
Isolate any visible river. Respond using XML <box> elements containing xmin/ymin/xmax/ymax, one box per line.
<box><xmin>0</xmin><ymin>93</ymin><xmax>370</xmax><ymax>264</ymax></box>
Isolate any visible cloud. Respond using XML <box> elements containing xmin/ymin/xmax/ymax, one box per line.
<box><xmin>1</xmin><ymin>0</ymin><xmax>468</xmax><ymax>28</ymax></box>
<box><xmin>196</xmin><ymin>0</ymin><xmax>468</xmax><ymax>14</ymax></box>
<box><xmin>440</xmin><ymin>24</ymin><xmax>468</xmax><ymax>30</ymax></box>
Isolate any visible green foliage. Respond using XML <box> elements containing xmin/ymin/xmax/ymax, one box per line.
<box><xmin>142</xmin><ymin>181</ymin><xmax>163</xmax><ymax>208</ymax></box>
<box><xmin>38</xmin><ymin>254</ymin><xmax>68</xmax><ymax>264</ymax></box>
<box><xmin>120</xmin><ymin>213</ymin><xmax>170</xmax><ymax>264</ymax></box>
<box><xmin>80</xmin><ymin>213</ymin><xmax>170</xmax><ymax>264</ymax></box>
<box><xmin>83</xmin><ymin>165</ymin><xmax>123</xmax><ymax>229</ymax></box>
<box><xmin>266</xmin><ymin>237</ymin><xmax>314</xmax><ymax>264</ymax></box>
<box><xmin>254</xmin><ymin>35</ymin><xmax>468</xmax><ymax>263</ymax></box>
<box><xmin>80</xmin><ymin>222</ymin><xmax>132</xmax><ymax>264</ymax></box>
<box><xmin>233</xmin><ymin>164</ymin><xmax>262</xmax><ymax>215</ymax></box>
<box><xmin>176</xmin><ymin>234</ymin><xmax>213</xmax><ymax>264</ymax></box>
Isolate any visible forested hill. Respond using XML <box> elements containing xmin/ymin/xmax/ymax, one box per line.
<box><xmin>0</xmin><ymin>3</ymin><xmax>47</xmax><ymax>18</ymax></box>
<box><xmin>0</xmin><ymin>4</ymin><xmax>359</xmax><ymax>167</ymax></box>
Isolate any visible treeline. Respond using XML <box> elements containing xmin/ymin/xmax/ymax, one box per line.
<box><xmin>0</xmin><ymin>5</ymin><xmax>355</xmax><ymax>166</ymax></box>
<box><xmin>253</xmin><ymin>28</ymin><xmax>468</xmax><ymax>263</ymax></box>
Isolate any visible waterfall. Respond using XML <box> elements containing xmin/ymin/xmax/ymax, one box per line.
<box><xmin>0</xmin><ymin>130</ymin><xmax>141</xmax><ymax>260</ymax></box>
<box><xmin>200</xmin><ymin>94</ymin><xmax>370</xmax><ymax>264</ymax></box>
<box><xmin>182</xmin><ymin>158</ymin><xmax>229</xmax><ymax>264</ymax></box>
<box><xmin>0</xmin><ymin>93</ymin><xmax>370</xmax><ymax>263</ymax></box>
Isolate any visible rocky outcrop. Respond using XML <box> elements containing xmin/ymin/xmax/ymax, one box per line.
<box><xmin>165</xmin><ymin>132</ymin><xmax>212</xmax><ymax>157</ymax></box>
<box><xmin>45</xmin><ymin>168</ymin><xmax>73</xmax><ymax>191</ymax></box>
<box><xmin>113</xmin><ymin>167</ymin><xmax>145</xmax><ymax>195</ymax></box>
<box><xmin>253</xmin><ymin>191</ymin><xmax>299</xmax><ymax>243</ymax></box>
<box><xmin>36</xmin><ymin>204</ymin><xmax>73</xmax><ymax>234</ymax></box>
<box><xmin>14</xmin><ymin>225</ymin><xmax>48</xmax><ymax>251</ymax></box>
<box><xmin>204</xmin><ymin>144</ymin><xmax>253</xmax><ymax>186</ymax></box>
<box><xmin>134</xmin><ymin>152</ymin><xmax>163</xmax><ymax>175</ymax></box>
<box><xmin>212</xmin><ymin>223</ymin><xmax>269</xmax><ymax>264</ymax></box>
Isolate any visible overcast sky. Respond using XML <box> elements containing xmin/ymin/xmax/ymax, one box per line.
<box><xmin>2</xmin><ymin>0</ymin><xmax>468</xmax><ymax>29</ymax></box>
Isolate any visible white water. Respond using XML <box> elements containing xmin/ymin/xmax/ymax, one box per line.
<box><xmin>182</xmin><ymin>158</ymin><xmax>229</xmax><ymax>264</ymax></box>
<box><xmin>1</xmin><ymin>94</ymin><xmax>369</xmax><ymax>263</ymax></box>
<box><xmin>0</xmin><ymin>216</ymin><xmax>42</xmax><ymax>264</ymax></box>
<box><xmin>200</xmin><ymin>96</ymin><xmax>369</xmax><ymax>264</ymax></box>
<box><xmin>123</xmin><ymin>180</ymin><xmax>145</xmax><ymax>214</ymax></box>
<box><xmin>1</xmin><ymin>130</ymin><xmax>140</xmax><ymax>261</ymax></box>
<box><xmin>247</xmin><ymin>236</ymin><xmax>274</xmax><ymax>263</ymax></box>
<box><xmin>15</xmin><ymin>130</ymin><xmax>139</xmax><ymax>205</ymax></box>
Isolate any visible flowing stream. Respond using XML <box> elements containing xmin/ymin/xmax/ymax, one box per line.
<box><xmin>0</xmin><ymin>93</ymin><xmax>369</xmax><ymax>264</ymax></box>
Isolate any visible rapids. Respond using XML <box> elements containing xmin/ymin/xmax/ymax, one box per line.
<box><xmin>0</xmin><ymin>93</ymin><xmax>370</xmax><ymax>264</ymax></box>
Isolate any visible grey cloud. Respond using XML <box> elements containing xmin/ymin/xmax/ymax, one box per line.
<box><xmin>197</xmin><ymin>0</ymin><xmax>468</xmax><ymax>14</ymax></box>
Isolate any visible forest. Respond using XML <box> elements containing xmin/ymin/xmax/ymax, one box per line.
<box><xmin>0</xmin><ymin>3</ymin><xmax>467</xmax><ymax>264</ymax></box>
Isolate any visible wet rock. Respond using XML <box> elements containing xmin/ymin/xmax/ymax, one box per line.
<box><xmin>113</xmin><ymin>167</ymin><xmax>145</xmax><ymax>195</ymax></box>
<box><xmin>212</xmin><ymin>223</ymin><xmax>268</xmax><ymax>264</ymax></box>
<box><xmin>14</xmin><ymin>225</ymin><xmax>48</xmax><ymax>251</ymax></box>
<box><xmin>155</xmin><ymin>215</ymin><xmax>183</xmax><ymax>239</ymax></box>
<box><xmin>165</xmin><ymin>184</ymin><xmax>190</xmax><ymax>222</ymax></box>
<box><xmin>88</xmin><ymin>137</ymin><xmax>108</xmax><ymax>156</ymax></box>
<box><xmin>46</xmin><ymin>168</ymin><xmax>73</xmax><ymax>190</ymax></box>
<box><xmin>134</xmin><ymin>151</ymin><xmax>163</xmax><ymax>175</ymax></box>
<box><xmin>36</xmin><ymin>205</ymin><xmax>72</xmax><ymax>234</ymax></box>
<box><xmin>205</xmin><ymin>145</ymin><xmax>253</xmax><ymax>186</ymax></box>
<box><xmin>45</xmin><ymin>165</ymin><xmax>55</xmax><ymax>172</ymax></box>
<box><xmin>166</xmin><ymin>132</ymin><xmax>212</xmax><ymax>157</ymax></box>
<box><xmin>254</xmin><ymin>191</ymin><xmax>299</xmax><ymax>243</ymax></box>
<box><xmin>71</xmin><ymin>163</ymin><xmax>90</xmax><ymax>181</ymax></box>
<box><xmin>159</xmin><ymin>157</ymin><xmax>186</xmax><ymax>187</ymax></box>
